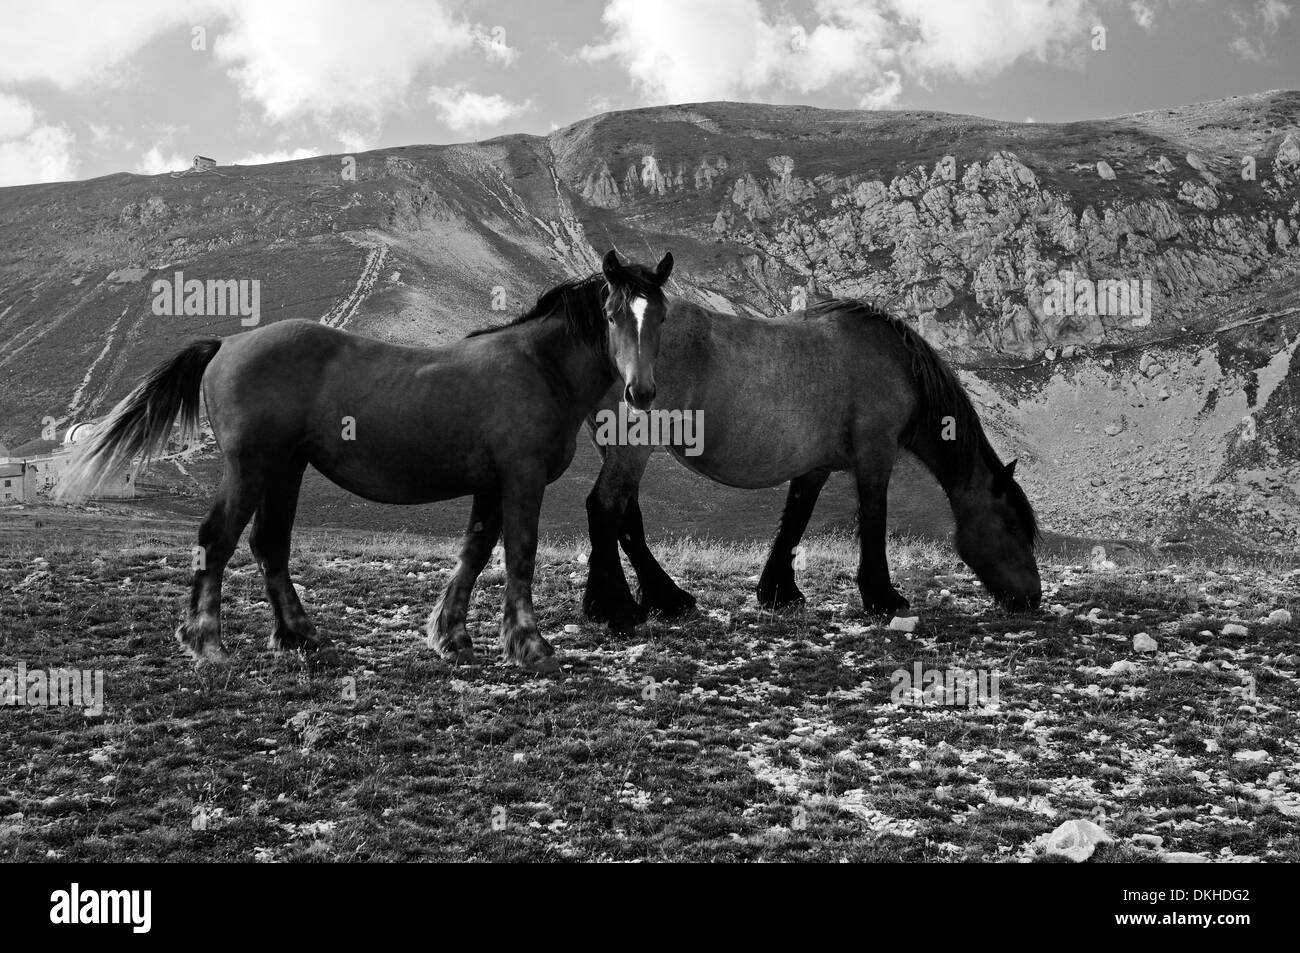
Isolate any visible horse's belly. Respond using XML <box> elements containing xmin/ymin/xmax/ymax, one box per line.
<box><xmin>671</xmin><ymin>416</ymin><xmax>849</xmax><ymax>488</ymax></box>
<box><xmin>310</xmin><ymin>440</ymin><xmax>495</xmax><ymax>504</ymax></box>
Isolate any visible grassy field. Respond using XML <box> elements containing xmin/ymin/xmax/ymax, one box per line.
<box><xmin>0</xmin><ymin>522</ymin><xmax>1297</xmax><ymax>862</ymax></box>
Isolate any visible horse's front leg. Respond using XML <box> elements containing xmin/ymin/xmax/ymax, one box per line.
<box><xmin>620</xmin><ymin>493</ymin><xmax>697</xmax><ymax>617</ymax></box>
<box><xmin>853</xmin><ymin>440</ymin><xmax>909</xmax><ymax>616</ymax></box>
<box><xmin>428</xmin><ymin>492</ymin><xmax>502</xmax><ymax>664</ymax></box>
<box><xmin>499</xmin><ymin>474</ymin><xmax>559</xmax><ymax>673</ymax></box>
<box><xmin>582</xmin><ymin>440</ymin><xmax>649</xmax><ymax>629</ymax></box>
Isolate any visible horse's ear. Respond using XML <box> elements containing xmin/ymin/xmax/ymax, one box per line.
<box><xmin>995</xmin><ymin>459</ymin><xmax>1018</xmax><ymax>492</ymax></box>
<box><xmin>653</xmin><ymin>252</ymin><xmax>674</xmax><ymax>285</ymax></box>
<box><xmin>602</xmin><ymin>249</ymin><xmax>623</xmax><ymax>284</ymax></box>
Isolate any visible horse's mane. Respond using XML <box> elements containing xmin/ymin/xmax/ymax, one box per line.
<box><xmin>466</xmin><ymin>270</ymin><xmax>662</xmax><ymax>347</ymax></box>
<box><xmin>806</xmin><ymin>298</ymin><xmax>1038</xmax><ymax>541</ymax></box>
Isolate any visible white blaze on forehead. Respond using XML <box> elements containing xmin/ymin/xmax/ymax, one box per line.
<box><xmin>630</xmin><ymin>296</ymin><xmax>648</xmax><ymax>343</ymax></box>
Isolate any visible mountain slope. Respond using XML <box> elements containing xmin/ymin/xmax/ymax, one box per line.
<box><xmin>1</xmin><ymin>92</ymin><xmax>1298</xmax><ymax>552</ymax></box>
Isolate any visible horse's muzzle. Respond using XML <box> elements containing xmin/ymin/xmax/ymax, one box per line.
<box><xmin>625</xmin><ymin>383</ymin><xmax>656</xmax><ymax>411</ymax></box>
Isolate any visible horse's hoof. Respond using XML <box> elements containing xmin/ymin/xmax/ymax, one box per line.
<box><xmin>522</xmin><ymin>652</ymin><xmax>562</xmax><ymax>676</ymax></box>
<box><xmin>583</xmin><ymin>588</ymin><xmax>649</xmax><ymax>626</ymax></box>
<box><xmin>435</xmin><ymin>643</ymin><xmax>477</xmax><ymax>666</ymax></box>
<box><xmin>177</xmin><ymin>625</ymin><xmax>230</xmax><ymax>663</ymax></box>
<box><xmin>757</xmin><ymin>585</ymin><xmax>805</xmax><ymax>611</ymax></box>
<box><xmin>507</xmin><ymin>636</ymin><xmax>557</xmax><ymax>674</ymax></box>
<box><xmin>428</xmin><ymin>626</ymin><xmax>476</xmax><ymax>665</ymax></box>
<box><xmin>269</xmin><ymin>623</ymin><xmax>324</xmax><ymax>653</ymax></box>
<box><xmin>862</xmin><ymin>592</ymin><xmax>910</xmax><ymax>615</ymax></box>
<box><xmin>191</xmin><ymin>641</ymin><xmax>231</xmax><ymax>664</ymax></box>
<box><xmin>641</xmin><ymin>587</ymin><xmax>698</xmax><ymax>619</ymax></box>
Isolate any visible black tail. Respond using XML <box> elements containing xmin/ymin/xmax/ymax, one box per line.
<box><xmin>58</xmin><ymin>340</ymin><xmax>221</xmax><ymax>500</ymax></box>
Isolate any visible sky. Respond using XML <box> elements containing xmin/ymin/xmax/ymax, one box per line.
<box><xmin>0</xmin><ymin>0</ymin><xmax>1295</xmax><ymax>187</ymax></box>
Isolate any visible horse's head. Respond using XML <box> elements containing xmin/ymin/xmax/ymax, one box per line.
<box><xmin>953</xmin><ymin>459</ymin><xmax>1042</xmax><ymax>610</ymax></box>
<box><xmin>601</xmin><ymin>249</ymin><xmax>673</xmax><ymax>412</ymax></box>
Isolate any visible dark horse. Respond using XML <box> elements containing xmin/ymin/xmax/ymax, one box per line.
<box><xmin>61</xmin><ymin>250</ymin><xmax>675</xmax><ymax>671</ymax></box>
<box><xmin>582</xmin><ymin>297</ymin><xmax>1041</xmax><ymax>628</ymax></box>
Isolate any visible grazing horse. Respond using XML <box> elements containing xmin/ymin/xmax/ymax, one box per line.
<box><xmin>582</xmin><ymin>297</ymin><xmax>1041</xmax><ymax>629</ymax></box>
<box><xmin>60</xmin><ymin>250</ymin><xmax>675</xmax><ymax>671</ymax></box>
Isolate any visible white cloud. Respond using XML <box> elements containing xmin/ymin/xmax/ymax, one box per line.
<box><xmin>582</xmin><ymin>0</ymin><xmax>1119</xmax><ymax>107</ymax></box>
<box><xmin>0</xmin><ymin>1</ymin><xmax>503</xmax><ymax>126</ymax></box>
<box><xmin>1130</xmin><ymin>0</ymin><xmax>1157</xmax><ymax>29</ymax></box>
<box><xmin>0</xmin><ymin>122</ymin><xmax>78</xmax><ymax>186</ymax></box>
<box><xmin>333</xmin><ymin>128</ymin><xmax>374</xmax><ymax>153</ymax></box>
<box><xmin>1259</xmin><ymin>0</ymin><xmax>1293</xmax><ymax>29</ymax></box>
<box><xmin>213</xmin><ymin>0</ymin><xmax>475</xmax><ymax>123</ymax></box>
<box><xmin>0</xmin><ymin>93</ymin><xmax>38</xmax><ymax>140</ymax></box>
<box><xmin>579</xmin><ymin>0</ymin><xmax>792</xmax><ymax>102</ymax></box>
<box><xmin>888</xmin><ymin>0</ymin><xmax>1095</xmax><ymax>79</ymax></box>
<box><xmin>135</xmin><ymin>145</ymin><xmax>188</xmax><ymax>175</ymax></box>
<box><xmin>0</xmin><ymin>0</ymin><xmax>209</xmax><ymax>88</ymax></box>
<box><xmin>232</xmin><ymin>147</ymin><xmax>320</xmax><ymax>165</ymax></box>
<box><xmin>859</xmin><ymin>69</ymin><xmax>903</xmax><ymax>108</ymax></box>
<box><xmin>1231</xmin><ymin>0</ymin><xmax>1292</xmax><ymax>60</ymax></box>
<box><xmin>428</xmin><ymin>85</ymin><xmax>532</xmax><ymax>132</ymax></box>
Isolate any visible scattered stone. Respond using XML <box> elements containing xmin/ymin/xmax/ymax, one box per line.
<box><xmin>1133</xmin><ymin>632</ymin><xmax>1158</xmax><ymax>653</ymax></box>
<box><xmin>1096</xmin><ymin>161</ymin><xmax>1115</xmax><ymax>180</ymax></box>
<box><xmin>1037</xmin><ymin>818</ymin><xmax>1112</xmax><ymax>862</ymax></box>
<box><xmin>888</xmin><ymin>616</ymin><xmax>920</xmax><ymax>633</ymax></box>
<box><xmin>1089</xmin><ymin>547</ymin><xmax>1117</xmax><ymax>571</ymax></box>
<box><xmin>1222</xmin><ymin>623</ymin><xmax>1249</xmax><ymax>637</ymax></box>
<box><xmin>1233</xmin><ymin>749</ymin><xmax>1269</xmax><ymax>763</ymax></box>
<box><xmin>1104</xmin><ymin>424</ymin><xmax>1123</xmax><ymax>436</ymax></box>
<box><xmin>1132</xmin><ymin>833</ymin><xmax>1163</xmax><ymax>849</ymax></box>
<box><xmin>1266</xmin><ymin>609</ymin><xmax>1292</xmax><ymax>625</ymax></box>
<box><xmin>563</xmin><ymin>624</ymin><xmax>580</xmax><ymax>634</ymax></box>
<box><xmin>1164</xmin><ymin>851</ymin><xmax>1210</xmax><ymax>863</ymax></box>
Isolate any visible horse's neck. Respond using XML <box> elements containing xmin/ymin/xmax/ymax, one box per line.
<box><xmin>519</xmin><ymin>319</ymin><xmax>613</xmax><ymax>409</ymax></box>
<box><xmin>908</xmin><ymin>428</ymin><xmax>997</xmax><ymax>523</ymax></box>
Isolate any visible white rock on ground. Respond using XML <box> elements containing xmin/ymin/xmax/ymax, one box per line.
<box><xmin>1037</xmin><ymin>818</ymin><xmax>1112</xmax><ymax>862</ymax></box>
<box><xmin>1267</xmin><ymin>609</ymin><xmax>1292</xmax><ymax>625</ymax></box>
<box><xmin>1133</xmin><ymin>632</ymin><xmax>1158</xmax><ymax>652</ymax></box>
<box><xmin>1222</xmin><ymin>623</ymin><xmax>1249</xmax><ymax>636</ymax></box>
<box><xmin>1164</xmin><ymin>851</ymin><xmax>1211</xmax><ymax>863</ymax></box>
<box><xmin>888</xmin><ymin>616</ymin><xmax>920</xmax><ymax>633</ymax></box>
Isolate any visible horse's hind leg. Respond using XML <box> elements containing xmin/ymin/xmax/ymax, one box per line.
<box><xmin>178</xmin><ymin>455</ymin><xmax>265</xmax><ymax>662</ymax></box>
<box><xmin>249</xmin><ymin>456</ymin><xmax>321</xmax><ymax>652</ymax></box>
<box><xmin>427</xmin><ymin>492</ymin><xmax>502</xmax><ymax>664</ymax></box>
<box><xmin>757</xmin><ymin>469</ymin><xmax>830</xmax><ymax>610</ymax></box>
<box><xmin>619</xmin><ymin>493</ymin><xmax>697</xmax><ymax>618</ymax></box>
<box><xmin>853</xmin><ymin>440</ymin><xmax>910</xmax><ymax>616</ymax></box>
